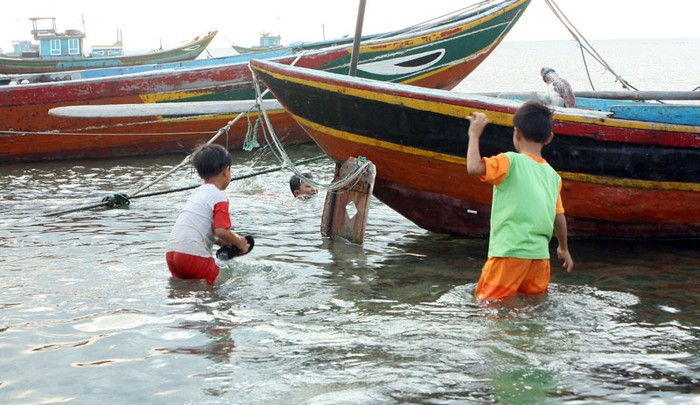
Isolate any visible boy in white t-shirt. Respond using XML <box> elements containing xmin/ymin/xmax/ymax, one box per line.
<box><xmin>166</xmin><ymin>144</ymin><xmax>250</xmax><ymax>285</ymax></box>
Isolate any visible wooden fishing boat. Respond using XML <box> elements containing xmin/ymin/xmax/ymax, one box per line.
<box><xmin>232</xmin><ymin>32</ymin><xmax>283</xmax><ymax>54</ymax></box>
<box><xmin>1</xmin><ymin>48</ymin><xmax>294</xmax><ymax>84</ymax></box>
<box><xmin>0</xmin><ymin>17</ymin><xmax>217</xmax><ymax>74</ymax></box>
<box><xmin>232</xmin><ymin>44</ymin><xmax>280</xmax><ymax>54</ymax></box>
<box><xmin>1</xmin><ymin>36</ymin><xmax>377</xmax><ymax>85</ymax></box>
<box><xmin>0</xmin><ymin>0</ymin><xmax>530</xmax><ymax>162</ymax></box>
<box><xmin>1</xmin><ymin>35</ymin><xmax>397</xmax><ymax>85</ymax></box>
<box><xmin>249</xmin><ymin>59</ymin><xmax>700</xmax><ymax>239</ymax></box>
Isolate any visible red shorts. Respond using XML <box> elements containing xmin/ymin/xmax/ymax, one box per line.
<box><xmin>474</xmin><ymin>257</ymin><xmax>551</xmax><ymax>301</ymax></box>
<box><xmin>166</xmin><ymin>251</ymin><xmax>220</xmax><ymax>285</ymax></box>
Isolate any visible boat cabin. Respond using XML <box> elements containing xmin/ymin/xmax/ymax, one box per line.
<box><xmin>11</xmin><ymin>40</ymin><xmax>38</xmax><ymax>56</ymax></box>
<box><xmin>91</xmin><ymin>30</ymin><xmax>123</xmax><ymax>57</ymax></box>
<box><xmin>259</xmin><ymin>32</ymin><xmax>281</xmax><ymax>48</ymax></box>
<box><xmin>30</xmin><ymin>17</ymin><xmax>86</xmax><ymax>58</ymax></box>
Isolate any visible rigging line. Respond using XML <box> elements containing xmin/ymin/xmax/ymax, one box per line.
<box><xmin>129</xmin><ymin>108</ymin><xmax>249</xmax><ymax>197</ymax></box>
<box><xmin>132</xmin><ymin>155</ymin><xmax>327</xmax><ymax>200</ymax></box>
<box><xmin>0</xmin><ymin>129</ymin><xmax>220</xmax><ymax>136</ymax></box>
<box><xmin>577</xmin><ymin>44</ymin><xmax>595</xmax><ymax>91</ymax></box>
<box><xmin>544</xmin><ymin>0</ymin><xmax>638</xmax><ymax>91</ymax></box>
<box><xmin>129</xmin><ymin>50</ymin><xmax>310</xmax><ymax>198</ymax></box>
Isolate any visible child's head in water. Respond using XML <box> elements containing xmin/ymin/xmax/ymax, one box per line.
<box><xmin>289</xmin><ymin>173</ymin><xmax>318</xmax><ymax>198</ymax></box>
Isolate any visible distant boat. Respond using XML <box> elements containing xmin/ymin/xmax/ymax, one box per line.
<box><xmin>0</xmin><ymin>17</ymin><xmax>217</xmax><ymax>74</ymax></box>
<box><xmin>250</xmin><ymin>59</ymin><xmax>700</xmax><ymax>239</ymax></box>
<box><xmin>0</xmin><ymin>0</ymin><xmax>531</xmax><ymax>162</ymax></box>
<box><xmin>232</xmin><ymin>32</ymin><xmax>282</xmax><ymax>54</ymax></box>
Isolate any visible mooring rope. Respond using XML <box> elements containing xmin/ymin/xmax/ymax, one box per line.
<box><xmin>41</xmin><ymin>19</ymin><xmax>389</xmax><ymax>218</ymax></box>
<box><xmin>129</xmin><ymin>51</ymin><xmax>313</xmax><ymax>198</ymax></box>
<box><xmin>129</xmin><ymin>108</ymin><xmax>248</xmax><ymax>197</ymax></box>
<box><xmin>248</xmin><ymin>65</ymin><xmax>372</xmax><ymax>192</ymax></box>
<box><xmin>43</xmin><ymin>155</ymin><xmax>328</xmax><ymax>217</ymax></box>
<box><xmin>44</xmin><ymin>50</ymin><xmax>328</xmax><ymax>217</ymax></box>
<box><xmin>0</xmin><ymin>129</ymin><xmax>220</xmax><ymax>137</ymax></box>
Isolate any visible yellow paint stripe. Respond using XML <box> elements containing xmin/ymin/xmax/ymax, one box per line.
<box><xmin>294</xmin><ymin>113</ymin><xmax>466</xmax><ymax>165</ymax></box>
<box><xmin>558</xmin><ymin>171</ymin><xmax>699</xmax><ymax>192</ymax></box>
<box><xmin>138</xmin><ymin>2</ymin><xmax>528</xmax><ymax>103</ymax></box>
<box><xmin>140</xmin><ymin>90</ymin><xmax>219</xmax><ymax>103</ymax></box>
<box><xmin>258</xmin><ymin>65</ymin><xmax>515</xmax><ymax>125</ymax></box>
<box><xmin>258</xmin><ymin>64</ymin><xmax>700</xmax><ymax>134</ymax></box>
<box><xmin>123</xmin><ymin>98</ymin><xmax>286</xmax><ymax>122</ymax></box>
<box><xmin>294</xmin><ymin>113</ymin><xmax>699</xmax><ymax>193</ymax></box>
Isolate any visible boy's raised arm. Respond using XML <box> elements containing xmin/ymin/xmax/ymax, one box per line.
<box><xmin>466</xmin><ymin>112</ymin><xmax>488</xmax><ymax>176</ymax></box>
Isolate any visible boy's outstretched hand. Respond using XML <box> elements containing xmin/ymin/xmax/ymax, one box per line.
<box><xmin>467</xmin><ymin>112</ymin><xmax>489</xmax><ymax>139</ymax></box>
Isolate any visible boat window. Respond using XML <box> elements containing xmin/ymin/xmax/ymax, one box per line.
<box><xmin>50</xmin><ymin>39</ymin><xmax>61</xmax><ymax>56</ymax></box>
<box><xmin>68</xmin><ymin>38</ymin><xmax>80</xmax><ymax>55</ymax></box>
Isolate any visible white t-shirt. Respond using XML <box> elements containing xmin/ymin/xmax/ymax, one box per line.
<box><xmin>166</xmin><ymin>184</ymin><xmax>229</xmax><ymax>257</ymax></box>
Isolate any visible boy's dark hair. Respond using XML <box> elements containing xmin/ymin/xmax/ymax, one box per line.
<box><xmin>289</xmin><ymin>172</ymin><xmax>313</xmax><ymax>195</ymax></box>
<box><xmin>192</xmin><ymin>144</ymin><xmax>232</xmax><ymax>179</ymax></box>
<box><xmin>513</xmin><ymin>99</ymin><xmax>553</xmax><ymax>143</ymax></box>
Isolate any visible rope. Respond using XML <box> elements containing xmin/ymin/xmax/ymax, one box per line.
<box><xmin>0</xmin><ymin>129</ymin><xmax>218</xmax><ymax>137</ymax></box>
<box><xmin>43</xmin><ymin>155</ymin><xmax>328</xmax><ymax>217</ymax></box>
<box><xmin>128</xmin><ymin>109</ymin><xmax>248</xmax><ymax>197</ymax></box>
<box><xmin>248</xmin><ymin>65</ymin><xmax>372</xmax><ymax>192</ymax></box>
<box><xmin>543</xmin><ymin>0</ymin><xmax>638</xmax><ymax>92</ymax></box>
<box><xmin>123</xmin><ymin>50</ymin><xmax>313</xmax><ymax>199</ymax></box>
<box><xmin>243</xmin><ymin>108</ymin><xmax>262</xmax><ymax>151</ymax></box>
<box><xmin>42</xmin><ymin>24</ymin><xmax>373</xmax><ymax>218</ymax></box>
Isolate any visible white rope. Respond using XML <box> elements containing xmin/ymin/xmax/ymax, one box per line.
<box><xmin>128</xmin><ymin>111</ymin><xmax>251</xmax><ymax>196</ymax></box>
<box><xmin>0</xmin><ymin>129</ymin><xmax>217</xmax><ymax>136</ymax></box>
<box><xmin>543</xmin><ymin>0</ymin><xmax>638</xmax><ymax>91</ymax></box>
<box><xmin>129</xmin><ymin>50</ymin><xmax>315</xmax><ymax>197</ymax></box>
<box><xmin>248</xmin><ymin>65</ymin><xmax>372</xmax><ymax>192</ymax></box>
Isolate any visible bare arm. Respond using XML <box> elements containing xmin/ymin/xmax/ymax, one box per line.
<box><xmin>466</xmin><ymin>113</ymin><xmax>488</xmax><ymax>176</ymax></box>
<box><xmin>215</xmin><ymin>228</ymin><xmax>250</xmax><ymax>254</ymax></box>
<box><xmin>554</xmin><ymin>213</ymin><xmax>573</xmax><ymax>272</ymax></box>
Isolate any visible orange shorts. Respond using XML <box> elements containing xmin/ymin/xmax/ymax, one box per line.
<box><xmin>166</xmin><ymin>251</ymin><xmax>220</xmax><ymax>285</ymax></box>
<box><xmin>474</xmin><ymin>257</ymin><xmax>550</xmax><ymax>301</ymax></box>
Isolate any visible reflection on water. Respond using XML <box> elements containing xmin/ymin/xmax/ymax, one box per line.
<box><xmin>1</xmin><ymin>143</ymin><xmax>699</xmax><ymax>403</ymax></box>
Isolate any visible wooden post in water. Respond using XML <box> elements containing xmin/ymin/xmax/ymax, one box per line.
<box><xmin>321</xmin><ymin>157</ymin><xmax>376</xmax><ymax>245</ymax></box>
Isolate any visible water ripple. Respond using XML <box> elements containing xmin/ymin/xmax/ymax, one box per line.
<box><xmin>1</xmin><ymin>142</ymin><xmax>699</xmax><ymax>404</ymax></box>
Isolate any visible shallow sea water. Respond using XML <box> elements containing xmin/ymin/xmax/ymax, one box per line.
<box><xmin>2</xmin><ymin>39</ymin><xmax>700</xmax><ymax>404</ymax></box>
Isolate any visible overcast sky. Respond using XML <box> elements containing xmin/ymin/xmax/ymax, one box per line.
<box><xmin>1</xmin><ymin>0</ymin><xmax>698</xmax><ymax>53</ymax></box>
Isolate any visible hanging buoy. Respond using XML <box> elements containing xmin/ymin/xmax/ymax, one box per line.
<box><xmin>320</xmin><ymin>157</ymin><xmax>376</xmax><ymax>245</ymax></box>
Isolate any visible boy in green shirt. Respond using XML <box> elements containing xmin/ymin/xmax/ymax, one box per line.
<box><xmin>466</xmin><ymin>100</ymin><xmax>574</xmax><ymax>301</ymax></box>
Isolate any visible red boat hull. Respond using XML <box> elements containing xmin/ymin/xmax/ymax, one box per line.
<box><xmin>250</xmin><ymin>59</ymin><xmax>700</xmax><ymax>239</ymax></box>
<box><xmin>0</xmin><ymin>0</ymin><xmax>532</xmax><ymax>162</ymax></box>
<box><xmin>300</xmin><ymin>124</ymin><xmax>699</xmax><ymax>239</ymax></box>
